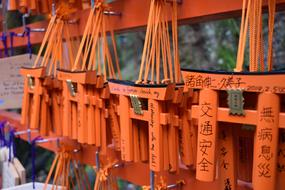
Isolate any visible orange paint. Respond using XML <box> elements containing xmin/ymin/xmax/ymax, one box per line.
<box><xmin>218</xmin><ymin>125</ymin><xmax>237</xmax><ymax>190</ymax></box>
<box><xmin>196</xmin><ymin>89</ymin><xmax>218</xmax><ymax>182</ymax></box>
<box><xmin>252</xmin><ymin>92</ymin><xmax>279</xmax><ymax>190</ymax></box>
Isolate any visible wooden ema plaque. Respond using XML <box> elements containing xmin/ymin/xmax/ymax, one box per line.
<box><xmin>57</xmin><ymin>69</ymin><xmax>97</xmax><ymax>144</ymax></box>
<box><xmin>57</xmin><ymin>70</ymin><xmax>118</xmax><ymax>154</ymax></box>
<box><xmin>109</xmin><ymin>79</ymin><xmax>183</xmax><ymax>173</ymax></box>
<box><xmin>20</xmin><ymin>67</ymin><xmax>63</xmax><ymax>137</ymax></box>
<box><xmin>182</xmin><ymin>69</ymin><xmax>285</xmax><ymax>189</ymax></box>
<box><xmin>20</xmin><ymin>67</ymin><xmax>46</xmax><ymax>130</ymax></box>
<box><xmin>218</xmin><ymin>125</ymin><xmax>237</xmax><ymax>190</ymax></box>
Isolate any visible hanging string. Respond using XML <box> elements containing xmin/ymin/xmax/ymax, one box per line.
<box><xmin>31</xmin><ymin>1</ymin><xmax>80</xmax><ymax>75</ymax></box>
<box><xmin>267</xmin><ymin>0</ymin><xmax>276</xmax><ymax>71</ymax></box>
<box><xmin>94</xmin><ymin>160</ymin><xmax>119</xmax><ymax>190</ymax></box>
<box><xmin>8</xmin><ymin>128</ymin><xmax>16</xmax><ymax>162</ymax></box>
<box><xmin>0</xmin><ymin>121</ymin><xmax>7</xmax><ymax>147</ymax></box>
<box><xmin>31</xmin><ymin>136</ymin><xmax>44</xmax><ymax>189</ymax></box>
<box><xmin>136</xmin><ymin>0</ymin><xmax>180</xmax><ymax>85</ymax></box>
<box><xmin>72</xmin><ymin>1</ymin><xmax>121</xmax><ymax>81</ymax></box>
<box><xmin>1</xmin><ymin>33</ymin><xmax>9</xmax><ymax>57</ymax></box>
<box><xmin>26</xmin><ymin>27</ymin><xmax>32</xmax><ymax>59</ymax></box>
<box><xmin>44</xmin><ymin>147</ymin><xmax>91</xmax><ymax>190</ymax></box>
<box><xmin>10</xmin><ymin>27</ymin><xmax>33</xmax><ymax>58</ymax></box>
<box><xmin>235</xmin><ymin>0</ymin><xmax>276</xmax><ymax>72</ymax></box>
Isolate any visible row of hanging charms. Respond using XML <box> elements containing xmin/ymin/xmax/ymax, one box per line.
<box><xmin>43</xmin><ymin>143</ymin><xmax>92</xmax><ymax>190</ymax></box>
<box><xmin>16</xmin><ymin>0</ymin><xmax>285</xmax><ymax>189</ymax></box>
<box><xmin>57</xmin><ymin>0</ymin><xmax>121</xmax><ymax>155</ymax></box>
<box><xmin>20</xmin><ymin>1</ymin><xmax>81</xmax><ymax>137</ymax></box>
<box><xmin>108</xmin><ymin>0</ymin><xmax>187</xmax><ymax>187</ymax></box>
<box><xmin>19</xmin><ymin>1</ymin><xmax>122</xmax><ymax>189</ymax></box>
<box><xmin>181</xmin><ymin>1</ymin><xmax>285</xmax><ymax>190</ymax></box>
<box><xmin>7</xmin><ymin>0</ymin><xmax>85</xmax><ymax>14</ymax></box>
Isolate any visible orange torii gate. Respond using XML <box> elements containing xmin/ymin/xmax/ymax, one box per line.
<box><xmin>108</xmin><ymin>80</ymin><xmax>184</xmax><ymax>173</ymax></box>
<box><xmin>182</xmin><ymin>69</ymin><xmax>285</xmax><ymax>190</ymax></box>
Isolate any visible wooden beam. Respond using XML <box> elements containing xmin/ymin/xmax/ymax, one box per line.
<box><xmin>191</xmin><ymin>106</ymin><xmax>285</xmax><ymax>128</ymax></box>
<box><xmin>1</xmin><ymin>0</ymin><xmax>285</xmax><ymax>50</ymax></box>
<box><xmin>0</xmin><ymin>110</ymin><xmax>255</xmax><ymax>189</ymax></box>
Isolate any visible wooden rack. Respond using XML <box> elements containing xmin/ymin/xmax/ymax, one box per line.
<box><xmin>0</xmin><ymin>110</ymin><xmax>254</xmax><ymax>189</ymax></box>
<box><xmin>1</xmin><ymin>0</ymin><xmax>285</xmax><ymax>50</ymax></box>
<box><xmin>1</xmin><ymin>0</ymin><xmax>285</xmax><ymax>189</ymax></box>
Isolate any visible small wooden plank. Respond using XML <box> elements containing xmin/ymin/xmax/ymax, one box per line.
<box><xmin>2</xmin><ymin>162</ymin><xmax>20</xmax><ymax>188</ymax></box>
<box><xmin>13</xmin><ymin>158</ymin><xmax>26</xmax><ymax>184</ymax></box>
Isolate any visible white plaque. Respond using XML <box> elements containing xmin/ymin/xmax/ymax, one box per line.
<box><xmin>0</xmin><ymin>54</ymin><xmax>38</xmax><ymax>109</ymax></box>
<box><xmin>2</xmin><ymin>162</ymin><xmax>20</xmax><ymax>188</ymax></box>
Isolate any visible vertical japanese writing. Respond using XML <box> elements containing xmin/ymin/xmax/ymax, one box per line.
<box><xmin>257</xmin><ymin>107</ymin><xmax>275</xmax><ymax>178</ymax></box>
<box><xmin>198</xmin><ymin>102</ymin><xmax>214</xmax><ymax>173</ymax></box>
<box><xmin>150</xmin><ymin>102</ymin><xmax>156</xmax><ymax>168</ymax></box>
<box><xmin>253</xmin><ymin>93</ymin><xmax>279</xmax><ymax>190</ymax></box>
<box><xmin>219</xmin><ymin>126</ymin><xmax>236</xmax><ymax>190</ymax></box>
<box><xmin>196</xmin><ymin>89</ymin><xmax>218</xmax><ymax>181</ymax></box>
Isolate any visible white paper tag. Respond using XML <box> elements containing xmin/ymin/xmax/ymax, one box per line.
<box><xmin>0</xmin><ymin>147</ymin><xmax>9</xmax><ymax>171</ymax></box>
<box><xmin>12</xmin><ymin>158</ymin><xmax>26</xmax><ymax>184</ymax></box>
<box><xmin>0</xmin><ymin>54</ymin><xmax>38</xmax><ymax>109</ymax></box>
<box><xmin>2</xmin><ymin>162</ymin><xmax>20</xmax><ymax>188</ymax></box>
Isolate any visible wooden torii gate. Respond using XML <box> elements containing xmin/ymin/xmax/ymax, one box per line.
<box><xmin>182</xmin><ymin>69</ymin><xmax>285</xmax><ymax>190</ymax></box>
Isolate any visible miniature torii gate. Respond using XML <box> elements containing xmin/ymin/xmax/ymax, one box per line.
<box><xmin>108</xmin><ymin>80</ymin><xmax>184</xmax><ymax>174</ymax></box>
<box><xmin>182</xmin><ymin>69</ymin><xmax>285</xmax><ymax>190</ymax></box>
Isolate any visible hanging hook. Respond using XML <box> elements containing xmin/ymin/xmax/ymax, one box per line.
<box><xmin>113</xmin><ymin>162</ymin><xmax>124</xmax><ymax>169</ymax></box>
<box><xmin>36</xmin><ymin>137</ymin><xmax>63</xmax><ymax>144</ymax></box>
<box><xmin>167</xmin><ymin>180</ymin><xmax>185</xmax><ymax>189</ymax></box>
<box><xmin>0</xmin><ymin>121</ymin><xmax>8</xmax><ymax>147</ymax></box>
<box><xmin>9</xmin><ymin>12</ymin><xmax>45</xmax><ymax>57</ymax></box>
<box><xmin>14</xmin><ymin>129</ymin><xmax>38</xmax><ymax>144</ymax></box>
<box><xmin>103</xmin><ymin>10</ymin><xmax>121</xmax><ymax>16</ymax></box>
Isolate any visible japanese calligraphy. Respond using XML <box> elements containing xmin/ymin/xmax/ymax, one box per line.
<box><xmin>185</xmin><ymin>75</ymin><xmax>213</xmax><ymax>88</ymax></box>
<box><xmin>260</xmin><ymin>107</ymin><xmax>274</xmax><ymax>123</ymax></box>
<box><xmin>258</xmin><ymin>128</ymin><xmax>273</xmax><ymax>142</ymax></box>
<box><xmin>221</xmin><ymin>160</ymin><xmax>229</xmax><ymax>170</ymax></box>
<box><xmin>257</xmin><ymin>163</ymin><xmax>271</xmax><ymax>178</ymax></box>
<box><xmin>218</xmin><ymin>76</ymin><xmax>245</xmax><ymax>89</ymax></box>
<box><xmin>200</xmin><ymin>102</ymin><xmax>213</xmax><ymax>117</ymax></box>
<box><xmin>200</xmin><ymin>121</ymin><xmax>213</xmax><ymax>136</ymax></box>
<box><xmin>258</xmin><ymin>145</ymin><xmax>273</xmax><ymax>161</ymax></box>
<box><xmin>196</xmin><ymin>89</ymin><xmax>217</xmax><ymax>180</ymax></box>
<box><xmin>199</xmin><ymin>139</ymin><xmax>212</xmax><ymax>156</ymax></box>
<box><xmin>183</xmin><ymin>71</ymin><xmax>285</xmax><ymax>94</ymax></box>
<box><xmin>149</xmin><ymin>102</ymin><xmax>156</xmax><ymax>168</ymax></box>
<box><xmin>198</xmin><ymin>158</ymin><xmax>213</xmax><ymax>172</ymax></box>
<box><xmin>220</xmin><ymin>146</ymin><xmax>228</xmax><ymax>157</ymax></box>
<box><xmin>224</xmin><ymin>178</ymin><xmax>232</xmax><ymax>190</ymax></box>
